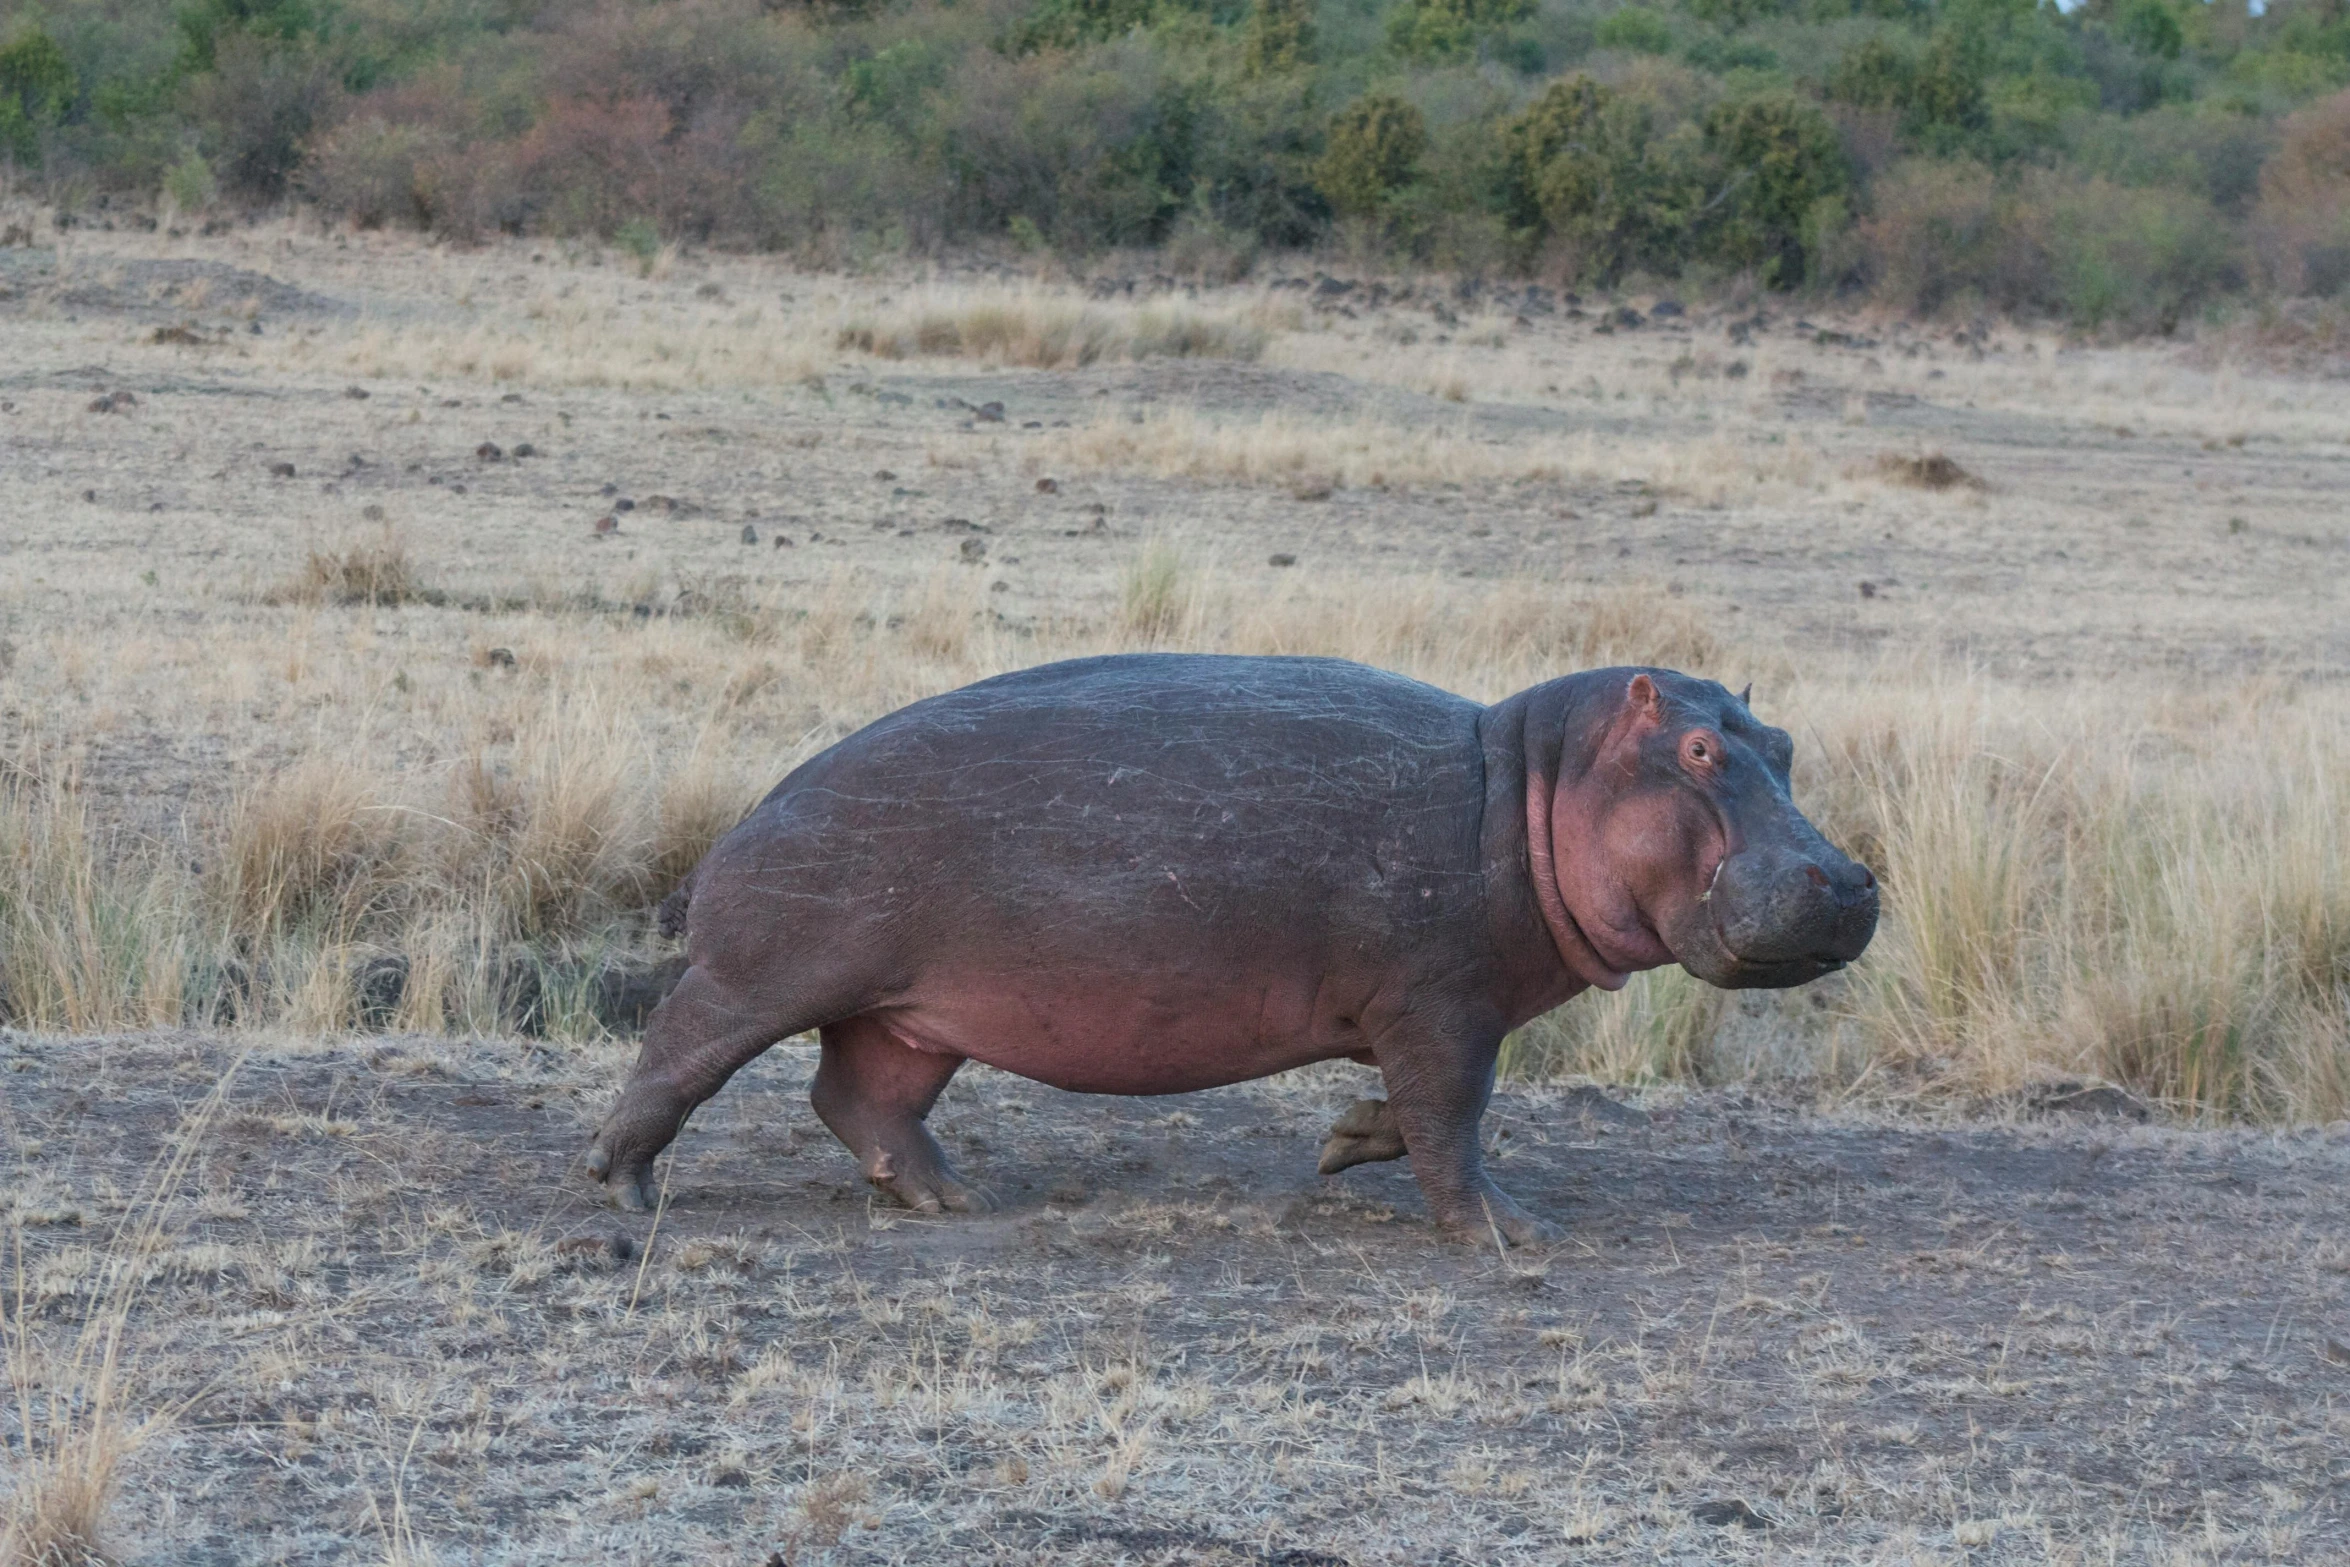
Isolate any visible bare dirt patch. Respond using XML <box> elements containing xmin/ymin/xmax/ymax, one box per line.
<box><xmin>4</xmin><ymin>1033</ymin><xmax>2346</xmax><ymax>1563</ymax></box>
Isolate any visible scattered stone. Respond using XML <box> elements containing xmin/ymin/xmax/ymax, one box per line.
<box><xmin>1650</xmin><ymin>299</ymin><xmax>1685</xmax><ymax>319</ymax></box>
<box><xmin>1268</xmin><ymin>553</ymin><xmax>1297</xmax><ymax>567</ymax></box>
<box><xmin>1613</xmin><ymin>307</ymin><xmax>1645</xmax><ymax>329</ymax></box>
<box><xmin>476</xmin><ymin>442</ymin><xmax>503</xmax><ymax>461</ymax></box>
<box><xmin>874</xmin><ymin>469</ymin><xmax>897</xmax><ymax>482</ymax></box>
<box><xmin>88</xmin><ymin>391</ymin><xmax>136</xmax><ymax>413</ymax></box>
<box><xmin>512</xmin><ymin>442</ymin><xmax>536</xmax><ymax>458</ymax></box>
<box><xmin>2032</xmin><ymin>1083</ymin><xmax>2151</xmax><ymax>1123</ymax></box>
<box><xmin>1692</xmin><ymin>1499</ymin><xmax>1770</xmax><ymax>1530</ymax></box>
<box><xmin>151</xmin><ymin>324</ymin><xmax>203</xmax><ymax>346</ymax></box>
<box><xmin>974</xmin><ymin>401</ymin><xmax>1006</xmax><ymax>423</ymax></box>
<box><xmin>959</xmin><ymin>537</ymin><xmax>989</xmax><ymax>563</ymax></box>
<box><xmin>501</xmin><ymin>392</ymin><xmax>524</xmax><ymax>404</ymax></box>
<box><xmin>613</xmin><ymin>497</ymin><xmax>635</xmax><ymax>513</ymax></box>
<box><xmin>269</xmin><ymin>461</ymin><xmax>296</xmax><ymax>478</ymax></box>
<box><xmin>773</xmin><ymin>534</ymin><xmax>794</xmax><ymax>548</ymax></box>
<box><xmin>1561</xmin><ymin>1084</ymin><xmax>1648</xmax><ymax>1128</ymax></box>
<box><xmin>593</xmin><ymin>515</ymin><xmax>618</xmax><ymax>535</ymax></box>
<box><xmin>485</xmin><ymin>646</ymin><xmax>518</xmax><ymax>669</ymax></box>
<box><xmin>740</xmin><ymin>523</ymin><xmax>759</xmax><ymax>545</ymax></box>
<box><xmin>82</xmin><ymin>489</ymin><xmax>95</xmax><ymax>503</ymax></box>
<box><xmin>352</xmin><ymin>955</ymin><xmax>409</xmax><ymax>1028</ymax></box>
<box><xmin>1036</xmin><ymin>477</ymin><xmax>1059</xmax><ymax>494</ymax></box>
<box><xmin>600</xmin><ymin>482</ymin><xmax>618</xmax><ymax>496</ymax></box>
<box><xmin>1875</xmin><ymin>451</ymin><xmax>1981</xmax><ymax>491</ymax></box>
<box><xmin>1859</xmin><ymin>581</ymin><xmax>1878</xmax><ymax>599</ymax></box>
<box><xmin>362</xmin><ymin>504</ymin><xmax>386</xmax><ymax>522</ymax></box>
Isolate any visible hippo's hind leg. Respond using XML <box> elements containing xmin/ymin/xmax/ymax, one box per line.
<box><xmin>810</xmin><ymin>1018</ymin><xmax>996</xmax><ymax>1216</ymax></box>
<box><xmin>586</xmin><ymin>963</ymin><xmax>823</xmax><ymax>1212</ymax></box>
<box><xmin>1317</xmin><ymin>1098</ymin><xmax>1408</xmax><ymax>1175</ymax></box>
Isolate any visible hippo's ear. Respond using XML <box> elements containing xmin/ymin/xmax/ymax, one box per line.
<box><xmin>1738</xmin><ymin>683</ymin><xmax>1753</xmax><ymax>708</ymax></box>
<box><xmin>1625</xmin><ymin>672</ymin><xmax>1664</xmax><ymax>724</ymax></box>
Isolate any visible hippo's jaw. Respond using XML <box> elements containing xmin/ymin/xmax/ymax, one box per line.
<box><xmin>1665</xmin><ymin>842</ymin><xmax>1879</xmax><ymax>990</ymax></box>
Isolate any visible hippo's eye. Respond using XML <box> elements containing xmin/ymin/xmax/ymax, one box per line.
<box><xmin>1682</xmin><ymin>733</ymin><xmax>1721</xmax><ymax>772</ymax></box>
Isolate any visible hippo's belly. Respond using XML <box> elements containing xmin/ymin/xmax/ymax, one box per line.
<box><xmin>863</xmin><ymin>968</ymin><xmax>1372</xmax><ymax>1094</ymax></box>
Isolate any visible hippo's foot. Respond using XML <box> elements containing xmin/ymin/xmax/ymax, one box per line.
<box><xmin>1318</xmin><ymin>1097</ymin><xmax>1409</xmax><ymax>1176</ymax></box>
<box><xmin>813</xmin><ymin>1019</ymin><xmax>993</xmax><ymax>1218</ymax></box>
<box><xmin>1434</xmin><ymin>1184</ymin><xmax>1559</xmax><ymax>1249</ymax></box>
<box><xmin>861</xmin><ymin>1143</ymin><xmax>998</xmax><ymax>1216</ymax></box>
<box><xmin>584</xmin><ymin>1079</ymin><xmax>692</xmax><ymax>1212</ymax></box>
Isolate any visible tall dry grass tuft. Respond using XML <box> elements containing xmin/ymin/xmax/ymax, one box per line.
<box><xmin>837</xmin><ymin>289</ymin><xmax>1272</xmax><ymax>368</ymax></box>
<box><xmin>1119</xmin><ymin>540</ymin><xmax>1198</xmax><ymax>644</ymax></box>
<box><xmin>266</xmin><ymin>525</ymin><xmax>436</xmax><ymax>608</ymax></box>
<box><xmin>0</xmin><ymin>764</ymin><xmax>189</xmax><ymax>1033</ymax></box>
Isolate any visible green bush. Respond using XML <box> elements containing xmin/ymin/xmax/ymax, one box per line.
<box><xmin>1497</xmin><ymin>73</ymin><xmax>1703</xmax><ymax>280</ymax></box>
<box><xmin>1386</xmin><ymin>0</ymin><xmax>1534</xmax><ymax>61</ymax></box>
<box><xmin>0</xmin><ymin>23</ymin><xmax>76</xmax><ymax>165</ymax></box>
<box><xmin>1594</xmin><ymin>7</ymin><xmax>1678</xmax><ymax>55</ymax></box>
<box><xmin>1315</xmin><ymin>91</ymin><xmax>1427</xmax><ymax>217</ymax></box>
<box><xmin>1698</xmin><ymin>91</ymin><xmax>1848</xmax><ymax>284</ymax></box>
<box><xmin>1243</xmin><ymin>0</ymin><xmax>1315</xmax><ymax>75</ymax></box>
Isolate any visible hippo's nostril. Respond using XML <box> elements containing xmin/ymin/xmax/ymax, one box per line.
<box><xmin>1805</xmin><ymin>864</ymin><xmax>1830</xmax><ymax>890</ymax></box>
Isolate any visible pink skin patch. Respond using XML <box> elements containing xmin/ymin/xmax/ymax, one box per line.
<box><xmin>866</xmin><ymin>971</ymin><xmax>1379</xmax><ymax>1096</ymax></box>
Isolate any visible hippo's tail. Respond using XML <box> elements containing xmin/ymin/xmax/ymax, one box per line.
<box><xmin>656</xmin><ymin>867</ymin><xmax>697</xmax><ymax>942</ymax></box>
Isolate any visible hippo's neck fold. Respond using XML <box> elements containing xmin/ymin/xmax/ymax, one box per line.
<box><xmin>1515</xmin><ymin>688</ymin><xmax>1632</xmax><ymax>994</ymax></box>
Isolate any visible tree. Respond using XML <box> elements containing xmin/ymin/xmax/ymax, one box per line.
<box><xmin>1698</xmin><ymin>91</ymin><xmax>1848</xmax><ymax>284</ymax></box>
<box><xmin>1314</xmin><ymin>92</ymin><xmax>1426</xmax><ymax>218</ymax></box>
<box><xmin>0</xmin><ymin>24</ymin><xmax>76</xmax><ymax>166</ymax></box>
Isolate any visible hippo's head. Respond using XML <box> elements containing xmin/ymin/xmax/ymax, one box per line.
<box><xmin>1540</xmin><ymin>670</ymin><xmax>1877</xmax><ymax>991</ymax></box>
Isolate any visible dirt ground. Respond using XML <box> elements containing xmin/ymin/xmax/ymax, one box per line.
<box><xmin>6</xmin><ymin>221</ymin><xmax>2350</xmax><ymax>1563</ymax></box>
<box><xmin>3</xmin><ymin>1031</ymin><xmax>2346</xmax><ymax>1565</ymax></box>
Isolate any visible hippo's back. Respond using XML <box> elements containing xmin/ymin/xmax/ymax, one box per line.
<box><xmin>715</xmin><ymin>653</ymin><xmax>1489</xmax><ymax>953</ymax></box>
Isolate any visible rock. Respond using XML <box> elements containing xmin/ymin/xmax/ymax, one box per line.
<box><xmin>344</xmin><ymin>386</ymin><xmax>369</xmax><ymax>399</ymax></box>
<box><xmin>1692</xmin><ymin>1499</ymin><xmax>1770</xmax><ymax>1530</ymax></box>
<box><xmin>82</xmin><ymin>489</ymin><xmax>95</xmax><ymax>502</ymax></box>
<box><xmin>1036</xmin><ymin>477</ymin><xmax>1059</xmax><ymax>494</ymax></box>
<box><xmin>269</xmin><ymin>461</ymin><xmax>296</xmax><ymax>478</ymax></box>
<box><xmin>959</xmin><ymin>537</ymin><xmax>989</xmax><ymax>563</ymax></box>
<box><xmin>773</xmin><ymin>534</ymin><xmax>794</xmax><ymax>548</ymax></box>
<box><xmin>475</xmin><ymin>442</ymin><xmax>503</xmax><ymax>461</ymax></box>
<box><xmin>485</xmin><ymin>646</ymin><xmax>518</xmax><ymax>669</ymax></box>
<box><xmin>600</xmin><ymin>482</ymin><xmax>618</xmax><ymax>496</ymax></box>
<box><xmin>613</xmin><ymin>497</ymin><xmax>634</xmax><ymax>513</ymax></box>
<box><xmin>512</xmin><ymin>442</ymin><xmax>536</xmax><ymax>458</ymax></box>
<box><xmin>1650</xmin><ymin>299</ymin><xmax>1685</xmax><ymax>319</ymax></box>
<box><xmin>1561</xmin><ymin>1084</ymin><xmax>1649</xmax><ymax>1128</ymax></box>
<box><xmin>874</xmin><ymin>469</ymin><xmax>897</xmax><ymax>482</ymax></box>
<box><xmin>741</xmin><ymin>523</ymin><xmax>759</xmax><ymax>545</ymax></box>
<box><xmin>974</xmin><ymin>401</ymin><xmax>1006</xmax><ymax>423</ymax></box>
<box><xmin>592</xmin><ymin>955</ymin><xmax>691</xmax><ymax>1032</ymax></box>
<box><xmin>352</xmin><ymin>955</ymin><xmax>409</xmax><ymax>1028</ymax></box>
<box><xmin>1612</xmin><ymin>307</ymin><xmax>1645</xmax><ymax>329</ymax></box>
<box><xmin>152</xmin><ymin>324</ymin><xmax>203</xmax><ymax>346</ymax></box>
<box><xmin>1267</xmin><ymin>553</ymin><xmax>1297</xmax><ymax>567</ymax></box>
<box><xmin>2033</xmin><ymin>1083</ymin><xmax>2151</xmax><ymax>1123</ymax></box>
<box><xmin>88</xmin><ymin>391</ymin><xmax>136</xmax><ymax>413</ymax></box>
<box><xmin>593</xmin><ymin>515</ymin><xmax>618</xmax><ymax>535</ymax></box>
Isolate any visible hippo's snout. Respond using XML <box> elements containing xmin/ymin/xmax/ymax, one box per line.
<box><xmin>1702</xmin><ymin>844</ymin><xmax>1879</xmax><ymax>989</ymax></box>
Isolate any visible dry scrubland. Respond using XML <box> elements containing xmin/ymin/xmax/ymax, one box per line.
<box><xmin>1</xmin><ymin>211</ymin><xmax>2349</xmax><ymax>1562</ymax></box>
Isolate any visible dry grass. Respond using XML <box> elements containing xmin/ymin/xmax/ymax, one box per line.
<box><xmin>4</xmin><ymin>561</ymin><xmax>2345</xmax><ymax>1121</ymax></box>
<box><xmin>266</xmin><ymin>527</ymin><xmax>435</xmax><ymax>608</ymax></box>
<box><xmin>837</xmin><ymin>286</ymin><xmax>1278</xmax><ymax>368</ymax></box>
<box><xmin>1035</xmin><ymin>408</ymin><xmax>1862</xmax><ymax>505</ymax></box>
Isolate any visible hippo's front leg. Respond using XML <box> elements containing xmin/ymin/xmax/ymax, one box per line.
<box><xmin>1375</xmin><ymin>1023</ymin><xmax>1558</xmax><ymax>1248</ymax></box>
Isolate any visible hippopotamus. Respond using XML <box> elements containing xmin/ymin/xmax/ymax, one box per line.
<box><xmin>587</xmin><ymin>655</ymin><xmax>1877</xmax><ymax>1243</ymax></box>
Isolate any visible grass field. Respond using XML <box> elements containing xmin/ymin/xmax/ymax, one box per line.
<box><xmin>3</xmin><ymin>207</ymin><xmax>2348</xmax><ymax>1562</ymax></box>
